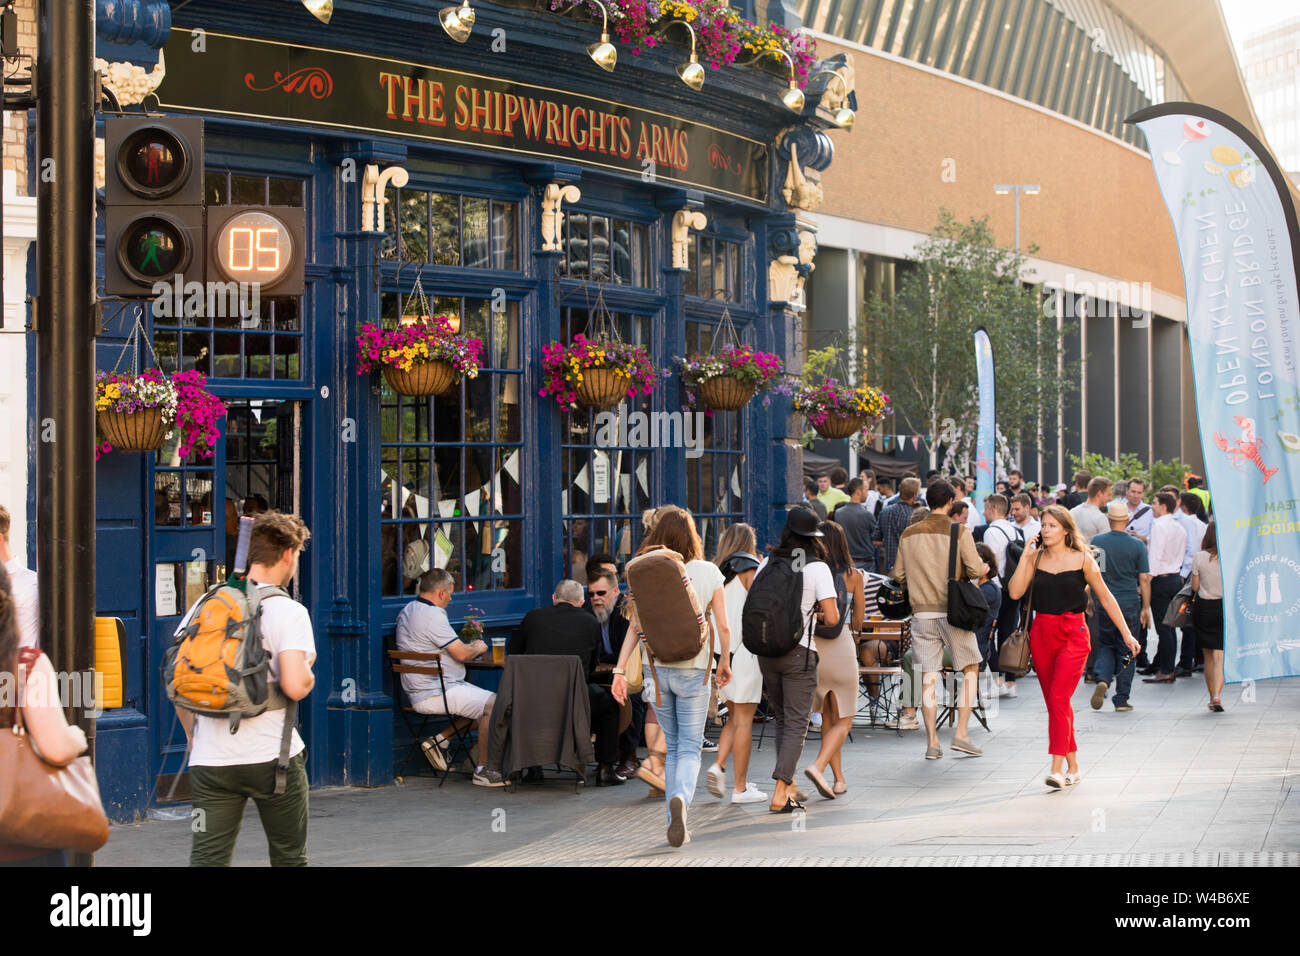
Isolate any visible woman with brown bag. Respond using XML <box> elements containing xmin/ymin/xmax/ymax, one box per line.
<box><xmin>0</xmin><ymin>564</ymin><xmax>96</xmax><ymax>867</ymax></box>
<box><xmin>1006</xmin><ymin>506</ymin><xmax>1141</xmax><ymax>790</ymax></box>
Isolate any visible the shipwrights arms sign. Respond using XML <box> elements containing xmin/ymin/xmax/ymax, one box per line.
<box><xmin>157</xmin><ymin>29</ymin><xmax>770</xmax><ymax>203</ymax></box>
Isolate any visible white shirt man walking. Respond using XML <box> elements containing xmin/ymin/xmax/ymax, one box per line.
<box><xmin>1069</xmin><ymin>477</ymin><xmax>1113</xmax><ymax>545</ymax></box>
<box><xmin>1140</xmin><ymin>492</ymin><xmax>1188</xmax><ymax>683</ymax></box>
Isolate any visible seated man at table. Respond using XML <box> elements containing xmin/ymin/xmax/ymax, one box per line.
<box><xmin>588</xmin><ymin>567</ymin><xmax>641</xmax><ymax>778</ymax></box>
<box><xmin>508</xmin><ymin>579</ymin><xmax>626</xmax><ymax>786</ymax></box>
<box><xmin>395</xmin><ymin>568</ymin><xmax>503</xmax><ymax>787</ymax></box>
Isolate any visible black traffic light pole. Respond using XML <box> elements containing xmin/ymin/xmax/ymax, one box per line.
<box><xmin>36</xmin><ymin>0</ymin><xmax>97</xmax><ymax>865</ymax></box>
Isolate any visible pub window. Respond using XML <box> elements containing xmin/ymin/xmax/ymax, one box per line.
<box><xmin>382</xmin><ymin>187</ymin><xmax>519</xmax><ymax>271</ymax></box>
<box><xmin>153</xmin><ymin>433</ymin><xmax>215</xmax><ymax>531</ymax></box>
<box><xmin>379</xmin><ymin>294</ymin><xmax>524</xmax><ymax>596</ymax></box>
<box><xmin>560</xmin><ymin>306</ymin><xmax>656</xmax><ymax>578</ymax></box>
<box><xmin>683</xmin><ymin>320</ymin><xmax>745</xmax><ymax>557</ymax></box>
<box><xmin>152</xmin><ymin>173</ymin><xmax>308</xmax><ymax>380</ymax></box>
<box><xmin>683</xmin><ymin>234</ymin><xmax>742</xmax><ymax>302</ymax></box>
<box><xmin>559</xmin><ymin>212</ymin><xmax>650</xmax><ymax>287</ymax></box>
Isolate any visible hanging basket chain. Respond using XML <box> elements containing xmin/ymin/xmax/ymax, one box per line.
<box><xmin>399</xmin><ymin>268</ymin><xmax>432</xmax><ymax>327</ymax></box>
<box><xmin>707</xmin><ymin>289</ymin><xmax>742</xmax><ymax>355</ymax></box>
<box><xmin>110</xmin><ymin>304</ymin><xmax>163</xmax><ymax>377</ymax></box>
<box><xmin>581</xmin><ymin>280</ymin><xmax>624</xmax><ymax>345</ymax></box>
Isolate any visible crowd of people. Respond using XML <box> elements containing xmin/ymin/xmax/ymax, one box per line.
<box><xmin>0</xmin><ymin>454</ymin><xmax>1228</xmax><ymax>861</ymax></box>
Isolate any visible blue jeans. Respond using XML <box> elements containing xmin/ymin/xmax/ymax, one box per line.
<box><xmin>653</xmin><ymin>666</ymin><xmax>710</xmax><ymax>823</ymax></box>
<box><xmin>1094</xmin><ymin>601</ymin><xmax>1139</xmax><ymax>705</ymax></box>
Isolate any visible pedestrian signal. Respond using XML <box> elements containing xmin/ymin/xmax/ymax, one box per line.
<box><xmin>104</xmin><ymin>115</ymin><xmax>205</xmax><ymax>295</ymax></box>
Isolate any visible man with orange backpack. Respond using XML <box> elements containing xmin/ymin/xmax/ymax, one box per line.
<box><xmin>167</xmin><ymin>512</ymin><xmax>316</xmax><ymax>866</ymax></box>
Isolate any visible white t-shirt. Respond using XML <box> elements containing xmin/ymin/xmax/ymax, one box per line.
<box><xmin>755</xmin><ymin>556</ymin><xmax>837</xmax><ymax>650</ymax></box>
<box><xmin>4</xmin><ymin>557</ymin><xmax>39</xmax><ymax>650</ymax></box>
<box><xmin>660</xmin><ymin>559</ymin><xmax>726</xmax><ymax>670</ymax></box>
<box><xmin>186</xmin><ymin>583</ymin><xmax>317</xmax><ymax>768</ymax></box>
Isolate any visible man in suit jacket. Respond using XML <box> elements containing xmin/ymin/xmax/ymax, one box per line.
<box><xmin>509</xmin><ymin>579</ymin><xmax>625</xmax><ymax>786</ymax></box>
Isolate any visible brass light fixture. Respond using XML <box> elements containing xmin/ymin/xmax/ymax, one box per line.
<box><xmin>772</xmin><ymin>50</ymin><xmax>804</xmax><ymax>113</ymax></box>
<box><xmin>439</xmin><ymin>0</ymin><xmax>476</xmax><ymax>43</ymax></box>
<box><xmin>586</xmin><ymin>0</ymin><xmax>617</xmax><ymax>72</ymax></box>
<box><xmin>656</xmin><ymin>20</ymin><xmax>704</xmax><ymax>90</ymax></box>
<box><xmin>816</xmin><ymin>71</ymin><xmax>855</xmax><ymax>129</ymax></box>
<box><xmin>301</xmin><ymin>0</ymin><xmax>333</xmax><ymax>24</ymax></box>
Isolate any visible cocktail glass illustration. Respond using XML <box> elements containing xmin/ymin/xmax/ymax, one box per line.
<box><xmin>1163</xmin><ymin>119</ymin><xmax>1210</xmax><ymax>164</ymax></box>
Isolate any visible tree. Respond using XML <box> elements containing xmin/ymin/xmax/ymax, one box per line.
<box><xmin>861</xmin><ymin>209</ymin><xmax>1079</xmax><ymax>469</ymax></box>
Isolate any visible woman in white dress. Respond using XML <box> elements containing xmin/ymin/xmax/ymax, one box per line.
<box><xmin>706</xmin><ymin>523</ymin><xmax>766</xmax><ymax>804</ymax></box>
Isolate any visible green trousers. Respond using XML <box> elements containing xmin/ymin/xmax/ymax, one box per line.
<box><xmin>190</xmin><ymin>751</ymin><xmax>309</xmax><ymax>867</ymax></box>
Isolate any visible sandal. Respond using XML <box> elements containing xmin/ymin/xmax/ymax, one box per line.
<box><xmin>832</xmin><ymin>781</ymin><xmax>848</xmax><ymax>796</ymax></box>
<box><xmin>804</xmin><ymin>766</ymin><xmax>835</xmax><ymax>800</ymax></box>
<box><xmin>769</xmin><ymin>798</ymin><xmax>806</xmax><ymax>813</ymax></box>
<box><xmin>1209</xmin><ymin>699</ymin><xmax>1224</xmax><ymax>713</ymax></box>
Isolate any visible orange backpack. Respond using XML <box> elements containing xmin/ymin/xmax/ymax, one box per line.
<box><xmin>162</xmin><ymin>581</ymin><xmax>297</xmax><ymax>792</ymax></box>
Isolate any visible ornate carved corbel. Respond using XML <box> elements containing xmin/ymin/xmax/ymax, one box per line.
<box><xmin>671</xmin><ymin>209</ymin><xmax>707</xmax><ymax>269</ymax></box>
<box><xmin>541</xmin><ymin>183</ymin><xmax>582</xmax><ymax>251</ymax></box>
<box><xmin>94</xmin><ymin>50</ymin><xmax>167</xmax><ymax>107</ymax></box>
<box><xmin>362</xmin><ymin>164</ymin><xmax>410</xmax><ymax>233</ymax></box>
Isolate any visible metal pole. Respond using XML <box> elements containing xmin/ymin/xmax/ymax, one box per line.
<box><xmin>1013</xmin><ymin>188</ymin><xmax>1021</xmax><ymax>252</ymax></box>
<box><xmin>36</xmin><ymin>0</ymin><xmax>97</xmax><ymax>866</ymax></box>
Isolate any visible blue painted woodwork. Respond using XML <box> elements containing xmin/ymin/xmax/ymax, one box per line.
<box><xmin>69</xmin><ymin>0</ymin><xmax>830</xmax><ymax>820</ymax></box>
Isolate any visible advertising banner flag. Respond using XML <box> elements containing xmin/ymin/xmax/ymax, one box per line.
<box><xmin>1129</xmin><ymin>103</ymin><xmax>1300</xmax><ymax>682</ymax></box>
<box><xmin>974</xmin><ymin>328</ymin><xmax>996</xmax><ymax>514</ymax></box>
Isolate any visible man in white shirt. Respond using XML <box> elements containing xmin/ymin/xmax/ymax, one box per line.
<box><xmin>1010</xmin><ymin>492</ymin><xmax>1041</xmax><ymax>542</ymax></box>
<box><xmin>0</xmin><ymin>505</ymin><xmax>39</xmax><ymax>650</ymax></box>
<box><xmin>177</xmin><ymin>511</ymin><xmax>317</xmax><ymax>867</ymax></box>
<box><xmin>1141</xmin><ymin>492</ymin><xmax>1188</xmax><ymax>683</ymax></box>
<box><xmin>1124</xmin><ymin>478</ymin><xmax>1154</xmax><ymax>545</ymax></box>
<box><xmin>859</xmin><ymin>469</ymin><xmax>881</xmax><ymax>515</ymax></box>
<box><xmin>396</xmin><ymin>568</ymin><xmax>502</xmax><ymax>786</ymax></box>
<box><xmin>982</xmin><ymin>494</ymin><xmax>1025</xmax><ymax>698</ymax></box>
<box><xmin>1069</xmin><ymin>476</ymin><xmax>1113</xmax><ymax>544</ymax></box>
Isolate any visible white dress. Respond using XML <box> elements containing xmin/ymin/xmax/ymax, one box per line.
<box><xmin>718</xmin><ymin>572</ymin><xmax>763</xmax><ymax>704</ymax></box>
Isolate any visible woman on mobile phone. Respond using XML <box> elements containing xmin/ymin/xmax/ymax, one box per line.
<box><xmin>1006</xmin><ymin>506</ymin><xmax>1142</xmax><ymax>789</ymax></box>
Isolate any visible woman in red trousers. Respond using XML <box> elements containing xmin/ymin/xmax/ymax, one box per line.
<box><xmin>1007</xmin><ymin>505</ymin><xmax>1142</xmax><ymax>790</ymax></box>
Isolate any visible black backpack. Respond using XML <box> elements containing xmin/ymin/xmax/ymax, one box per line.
<box><xmin>742</xmin><ymin>552</ymin><xmax>811</xmax><ymax>658</ymax></box>
<box><xmin>813</xmin><ymin>568</ymin><xmax>849</xmax><ymax>640</ymax></box>
<box><xmin>990</xmin><ymin>524</ymin><xmax>1025</xmax><ymax>584</ymax></box>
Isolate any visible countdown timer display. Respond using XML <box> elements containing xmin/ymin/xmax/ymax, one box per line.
<box><xmin>214</xmin><ymin>210</ymin><xmax>295</xmax><ymax>287</ymax></box>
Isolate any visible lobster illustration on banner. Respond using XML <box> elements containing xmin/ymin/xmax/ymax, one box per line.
<box><xmin>1214</xmin><ymin>414</ymin><xmax>1280</xmax><ymax>485</ymax></box>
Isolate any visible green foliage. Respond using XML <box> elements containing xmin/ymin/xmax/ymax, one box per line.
<box><xmin>1068</xmin><ymin>453</ymin><xmax>1195</xmax><ymax>502</ymax></box>
<box><xmin>861</xmin><ymin>208</ymin><xmax>1080</xmax><ymax>451</ymax></box>
<box><xmin>800</xmin><ymin>346</ymin><xmax>842</xmax><ymax>386</ymax></box>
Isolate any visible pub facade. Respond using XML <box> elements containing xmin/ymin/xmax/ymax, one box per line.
<box><xmin>77</xmin><ymin>0</ymin><xmax>852</xmax><ymax>819</ymax></box>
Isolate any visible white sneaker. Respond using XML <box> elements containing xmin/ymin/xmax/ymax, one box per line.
<box><xmin>730</xmin><ymin>783</ymin><xmax>767</xmax><ymax>804</ymax></box>
<box><xmin>809</xmin><ymin>713</ymin><xmax>823</xmax><ymax>731</ymax></box>
<box><xmin>1064</xmin><ymin>771</ymin><xmax>1082</xmax><ymax>787</ymax></box>
<box><xmin>999</xmin><ymin>683</ymin><xmax>1018</xmax><ymax>699</ymax></box>
<box><xmin>1044</xmin><ymin>771</ymin><xmax>1066</xmax><ymax>790</ymax></box>
<box><xmin>667</xmin><ymin>795</ymin><xmax>689</xmax><ymax>847</ymax></box>
<box><xmin>706</xmin><ymin>763</ymin><xmax>726</xmax><ymax>799</ymax></box>
<box><xmin>885</xmin><ymin>714</ymin><xmax>919</xmax><ymax>730</ymax></box>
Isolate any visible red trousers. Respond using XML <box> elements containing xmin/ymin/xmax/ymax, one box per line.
<box><xmin>1029</xmin><ymin>611</ymin><xmax>1090</xmax><ymax>756</ymax></box>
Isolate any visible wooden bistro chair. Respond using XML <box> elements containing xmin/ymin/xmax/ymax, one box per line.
<box><xmin>856</xmin><ymin>618</ymin><xmax>905</xmax><ymax>734</ymax></box>
<box><xmin>387</xmin><ymin>647</ymin><xmax>477</xmax><ymax>785</ymax></box>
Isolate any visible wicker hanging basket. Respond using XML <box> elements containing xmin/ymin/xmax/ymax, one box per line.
<box><xmin>813</xmin><ymin>413</ymin><xmax>867</xmax><ymax>440</ymax></box>
<box><xmin>575</xmin><ymin>367</ymin><xmax>632</xmax><ymax>409</ymax></box>
<box><xmin>382</xmin><ymin>360</ymin><xmax>458</xmax><ymax>397</ymax></box>
<box><xmin>698</xmin><ymin>374</ymin><xmax>757</xmax><ymax>411</ymax></box>
<box><xmin>97</xmin><ymin>405</ymin><xmax>171</xmax><ymax>453</ymax></box>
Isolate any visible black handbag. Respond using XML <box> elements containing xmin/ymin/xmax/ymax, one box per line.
<box><xmin>946</xmin><ymin>524</ymin><xmax>989</xmax><ymax>632</ymax></box>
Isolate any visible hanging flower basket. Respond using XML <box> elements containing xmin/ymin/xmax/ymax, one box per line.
<box><xmin>813</xmin><ymin>412</ymin><xmax>867</xmax><ymax>440</ymax></box>
<box><xmin>97</xmin><ymin>404</ymin><xmax>171</xmax><ymax>453</ymax></box>
<box><xmin>357</xmin><ymin>317</ymin><xmax>483</xmax><ymax>397</ymax></box>
<box><xmin>540</xmin><ymin>334</ymin><xmax>663</xmax><ymax>413</ymax></box>
<box><xmin>698</xmin><ymin>374</ymin><xmax>756</xmax><ymax>411</ymax></box>
<box><xmin>676</xmin><ymin>346</ymin><xmax>789</xmax><ymax>412</ymax></box>
<box><xmin>94</xmin><ymin>369</ymin><xmax>227</xmax><ymax>460</ymax></box>
<box><xmin>794</xmin><ymin>378</ymin><xmax>889</xmax><ymax>441</ymax></box>
<box><xmin>575</xmin><ymin>366</ymin><xmax>633</xmax><ymax>409</ymax></box>
<box><xmin>381</xmin><ymin>359</ymin><xmax>458</xmax><ymax>397</ymax></box>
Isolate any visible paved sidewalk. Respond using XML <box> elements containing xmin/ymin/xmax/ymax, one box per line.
<box><xmin>99</xmin><ymin>671</ymin><xmax>1300</xmax><ymax>866</ymax></box>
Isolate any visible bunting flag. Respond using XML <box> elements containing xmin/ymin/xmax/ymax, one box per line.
<box><xmin>974</xmin><ymin>328</ymin><xmax>996</xmax><ymax>513</ymax></box>
<box><xmin>897</xmin><ymin>434</ymin><xmax>907</xmax><ymax>448</ymax></box>
<box><xmin>883</xmin><ymin>435</ymin><xmax>891</xmax><ymax>450</ymax></box>
<box><xmin>1129</xmin><ymin>103</ymin><xmax>1300</xmax><ymax>682</ymax></box>
<box><xmin>911</xmin><ymin>435</ymin><xmax>920</xmax><ymax>450</ymax></box>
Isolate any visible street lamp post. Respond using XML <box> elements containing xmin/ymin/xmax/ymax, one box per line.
<box><xmin>993</xmin><ymin>183</ymin><xmax>1041</xmax><ymax>251</ymax></box>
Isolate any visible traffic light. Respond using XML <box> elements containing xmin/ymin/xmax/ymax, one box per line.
<box><xmin>104</xmin><ymin>115</ymin><xmax>204</xmax><ymax>296</ymax></box>
<box><xmin>207</xmin><ymin>205</ymin><xmax>307</xmax><ymax>296</ymax></box>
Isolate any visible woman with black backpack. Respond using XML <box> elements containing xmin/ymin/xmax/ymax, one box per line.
<box><xmin>745</xmin><ymin>507</ymin><xmax>839</xmax><ymax>814</ymax></box>
<box><xmin>804</xmin><ymin>520</ymin><xmax>866</xmax><ymax>799</ymax></box>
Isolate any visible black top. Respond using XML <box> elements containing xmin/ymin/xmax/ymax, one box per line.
<box><xmin>1032</xmin><ymin>567</ymin><xmax>1089</xmax><ymax>615</ymax></box>
<box><xmin>507</xmin><ymin>603</ymin><xmax>601</xmax><ymax>682</ymax></box>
